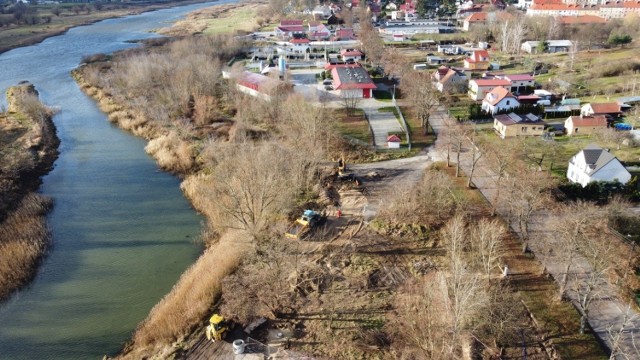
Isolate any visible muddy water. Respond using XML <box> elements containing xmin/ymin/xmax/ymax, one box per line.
<box><xmin>0</xmin><ymin>2</ymin><xmax>233</xmax><ymax>358</ymax></box>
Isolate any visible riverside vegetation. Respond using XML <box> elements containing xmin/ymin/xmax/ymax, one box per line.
<box><xmin>0</xmin><ymin>82</ymin><xmax>59</xmax><ymax>301</ymax></box>
<box><xmin>73</xmin><ymin>33</ymin><xmax>358</xmax><ymax>357</ymax></box>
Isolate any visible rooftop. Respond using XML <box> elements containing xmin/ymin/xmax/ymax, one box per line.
<box><xmin>332</xmin><ymin>65</ymin><xmax>377</xmax><ymax>90</ymax></box>
<box><xmin>472</xmin><ymin>79</ymin><xmax>511</xmax><ymax>87</ymax></box>
<box><xmin>567</xmin><ymin>115</ymin><xmax>608</xmax><ymax>127</ymax></box>
<box><xmin>495</xmin><ymin>112</ymin><xmax>544</xmax><ymax>125</ymax></box>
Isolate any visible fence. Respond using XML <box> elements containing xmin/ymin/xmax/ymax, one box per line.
<box><xmin>391</xmin><ymin>92</ymin><xmax>412</xmax><ymax>151</ymax></box>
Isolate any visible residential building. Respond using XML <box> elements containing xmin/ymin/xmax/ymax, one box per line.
<box><xmin>434</xmin><ymin>67</ymin><xmax>467</xmax><ymax>93</ymax></box>
<box><xmin>581</xmin><ymin>102</ymin><xmax>622</xmax><ymax>118</ymax></box>
<box><xmin>557</xmin><ymin>15</ymin><xmax>607</xmax><ymax>24</ymax></box>
<box><xmin>311</xmin><ymin>5</ymin><xmax>332</xmax><ymax>19</ymax></box>
<box><xmin>340</xmin><ymin>49</ymin><xmax>363</xmax><ymax>62</ymax></box>
<box><xmin>330</xmin><ymin>64</ymin><xmax>377</xmax><ymax>98</ymax></box>
<box><xmin>521</xmin><ymin>40</ymin><xmax>573</xmax><ymax>53</ymax></box>
<box><xmin>564</xmin><ymin>115</ymin><xmax>608</xmax><ymax>135</ymax></box>
<box><xmin>462</xmin><ymin>12</ymin><xmax>487</xmax><ymax>31</ymax></box>
<box><xmin>493</xmin><ymin>113</ymin><xmax>546</xmax><ymax>138</ymax></box>
<box><xmin>464</xmin><ymin>50</ymin><xmax>491</xmax><ymax>70</ymax></box>
<box><xmin>332</xmin><ymin>28</ymin><xmax>356</xmax><ymax>41</ymax></box>
<box><xmin>526</xmin><ymin>1</ymin><xmax>600</xmax><ymax>17</ymax></box>
<box><xmin>230</xmin><ymin>71</ymin><xmax>288</xmax><ymax>101</ymax></box>
<box><xmin>599</xmin><ymin>1</ymin><xmax>640</xmax><ymax>19</ymax></box>
<box><xmin>567</xmin><ymin>144</ymin><xmax>631</xmax><ymax>187</ymax></box>
<box><xmin>468</xmin><ymin>78</ymin><xmax>511</xmax><ymax>100</ymax></box>
<box><xmin>274</xmin><ymin>24</ymin><xmax>306</xmax><ymax>38</ymax></box>
<box><xmin>482</xmin><ymin>86</ymin><xmax>521</xmax><ymax>114</ymax></box>
<box><xmin>502</xmin><ymin>74</ymin><xmax>535</xmax><ymax>94</ymax></box>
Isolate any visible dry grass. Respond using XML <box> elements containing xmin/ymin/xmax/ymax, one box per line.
<box><xmin>0</xmin><ymin>193</ymin><xmax>52</xmax><ymax>300</ymax></box>
<box><xmin>145</xmin><ymin>131</ymin><xmax>194</xmax><ymax>173</ymax></box>
<box><xmin>122</xmin><ymin>230</ymin><xmax>250</xmax><ymax>358</ymax></box>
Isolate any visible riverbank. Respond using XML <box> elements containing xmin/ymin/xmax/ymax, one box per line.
<box><xmin>0</xmin><ymin>0</ymin><xmax>213</xmax><ymax>55</ymax></box>
<box><xmin>0</xmin><ymin>82</ymin><xmax>60</xmax><ymax>301</ymax></box>
<box><xmin>72</xmin><ymin>27</ymin><xmax>251</xmax><ymax>358</ymax></box>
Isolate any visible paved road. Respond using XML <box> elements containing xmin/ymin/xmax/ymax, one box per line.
<box><xmin>432</xmin><ymin>109</ymin><xmax>640</xmax><ymax>359</ymax></box>
<box><xmin>361</xmin><ymin>103</ymin><xmax>405</xmax><ymax>149</ymax></box>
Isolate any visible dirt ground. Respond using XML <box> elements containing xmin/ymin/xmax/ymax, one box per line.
<box><xmin>180</xmin><ymin>159</ymin><xmax>552</xmax><ymax>359</ymax></box>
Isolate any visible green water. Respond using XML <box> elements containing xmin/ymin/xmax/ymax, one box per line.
<box><xmin>0</xmin><ymin>2</ymin><xmax>235</xmax><ymax>358</ymax></box>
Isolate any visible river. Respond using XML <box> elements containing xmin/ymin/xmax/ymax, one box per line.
<box><xmin>0</xmin><ymin>2</ymin><xmax>230</xmax><ymax>359</ymax></box>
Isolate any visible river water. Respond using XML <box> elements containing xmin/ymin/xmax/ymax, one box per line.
<box><xmin>0</xmin><ymin>2</ymin><xmax>230</xmax><ymax>358</ymax></box>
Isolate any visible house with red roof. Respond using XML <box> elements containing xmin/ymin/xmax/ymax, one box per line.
<box><xmin>332</xmin><ymin>28</ymin><xmax>357</xmax><ymax>41</ymax></box>
<box><xmin>482</xmin><ymin>86</ymin><xmax>520</xmax><ymax>114</ymax></box>
<box><xmin>274</xmin><ymin>24</ymin><xmax>306</xmax><ymax>39</ymax></box>
<box><xmin>558</xmin><ymin>15</ymin><xmax>607</xmax><ymax>24</ymax></box>
<box><xmin>468</xmin><ymin>78</ymin><xmax>511</xmax><ymax>100</ymax></box>
<box><xmin>463</xmin><ymin>12</ymin><xmax>488</xmax><ymax>31</ymax></box>
<box><xmin>434</xmin><ymin>67</ymin><xmax>467</xmax><ymax>93</ymax></box>
<box><xmin>464</xmin><ymin>50</ymin><xmax>491</xmax><ymax>70</ymax></box>
<box><xmin>280</xmin><ymin>20</ymin><xmax>304</xmax><ymax>26</ymax></box>
<box><xmin>399</xmin><ymin>0</ymin><xmax>417</xmax><ymax>14</ymax></box>
<box><xmin>232</xmin><ymin>71</ymin><xmax>289</xmax><ymax>101</ymax></box>
<box><xmin>340</xmin><ymin>49</ymin><xmax>364</xmax><ymax>62</ymax></box>
<box><xmin>581</xmin><ymin>102</ymin><xmax>622</xmax><ymax>118</ymax></box>
<box><xmin>330</xmin><ymin>64</ymin><xmax>377</xmax><ymax>98</ymax></box>
<box><xmin>309</xmin><ymin>23</ymin><xmax>330</xmax><ymax>40</ymax></box>
<box><xmin>564</xmin><ymin>115</ymin><xmax>608</xmax><ymax>136</ymax></box>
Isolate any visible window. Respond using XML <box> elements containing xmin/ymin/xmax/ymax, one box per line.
<box><xmin>506</xmin><ymin>100</ymin><xmax>510</xmax><ymax>105</ymax></box>
<box><xmin>575</xmin><ymin>128</ymin><xmax>579</xmax><ymax>133</ymax></box>
<box><xmin>522</xmin><ymin>127</ymin><xmax>527</xmax><ymax>132</ymax></box>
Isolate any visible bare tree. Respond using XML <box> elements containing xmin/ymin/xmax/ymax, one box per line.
<box><xmin>547</xmin><ymin>201</ymin><xmax>599</xmax><ymax>300</ymax></box>
<box><xmin>403</xmin><ymin>71</ymin><xmax>440</xmax><ymax>135</ymax></box>
<box><xmin>341</xmin><ymin>92</ymin><xmax>361</xmax><ymax>117</ymax></box>
<box><xmin>504</xmin><ymin>164</ymin><xmax>554</xmax><ymax>249</ymax></box>
<box><xmin>484</xmin><ymin>140</ymin><xmax>516</xmax><ymax>216</ymax></box>
<box><xmin>466</xmin><ymin>130</ymin><xmax>484</xmax><ymax>188</ymax></box>
<box><xmin>470</xmin><ymin>219</ymin><xmax>507</xmax><ymax>277</ymax></box>
<box><xmin>202</xmin><ymin>143</ymin><xmax>297</xmax><ymax>237</ymax></box>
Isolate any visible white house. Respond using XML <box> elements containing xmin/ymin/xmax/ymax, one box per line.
<box><xmin>434</xmin><ymin>67</ymin><xmax>467</xmax><ymax>93</ymax></box>
<box><xmin>567</xmin><ymin>144</ymin><xmax>631</xmax><ymax>187</ymax></box>
<box><xmin>482</xmin><ymin>86</ymin><xmax>520</xmax><ymax>114</ymax></box>
<box><xmin>340</xmin><ymin>49</ymin><xmax>364</xmax><ymax>62</ymax></box>
<box><xmin>312</xmin><ymin>5</ymin><xmax>332</xmax><ymax>19</ymax></box>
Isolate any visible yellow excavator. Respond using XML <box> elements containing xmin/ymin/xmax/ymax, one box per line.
<box><xmin>205</xmin><ymin>314</ymin><xmax>228</xmax><ymax>342</ymax></box>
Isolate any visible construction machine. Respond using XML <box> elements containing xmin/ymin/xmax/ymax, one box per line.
<box><xmin>285</xmin><ymin>209</ymin><xmax>326</xmax><ymax>240</ymax></box>
<box><xmin>205</xmin><ymin>314</ymin><xmax>229</xmax><ymax>342</ymax></box>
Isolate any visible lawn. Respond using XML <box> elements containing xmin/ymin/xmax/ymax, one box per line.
<box><xmin>333</xmin><ymin>108</ymin><xmax>373</xmax><ymax>145</ymax></box>
<box><xmin>202</xmin><ymin>7</ymin><xmax>260</xmax><ymax>35</ymax></box>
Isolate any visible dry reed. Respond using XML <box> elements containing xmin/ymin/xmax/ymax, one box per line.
<box><xmin>121</xmin><ymin>230</ymin><xmax>250</xmax><ymax>358</ymax></box>
<box><xmin>0</xmin><ymin>194</ymin><xmax>52</xmax><ymax>300</ymax></box>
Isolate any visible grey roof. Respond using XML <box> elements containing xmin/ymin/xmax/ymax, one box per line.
<box><xmin>580</xmin><ymin>144</ymin><xmax>616</xmax><ymax>175</ymax></box>
<box><xmin>617</xmin><ymin>96</ymin><xmax>640</xmax><ymax>104</ymax></box>
<box><xmin>494</xmin><ymin>112</ymin><xmax>543</xmax><ymax>125</ymax></box>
